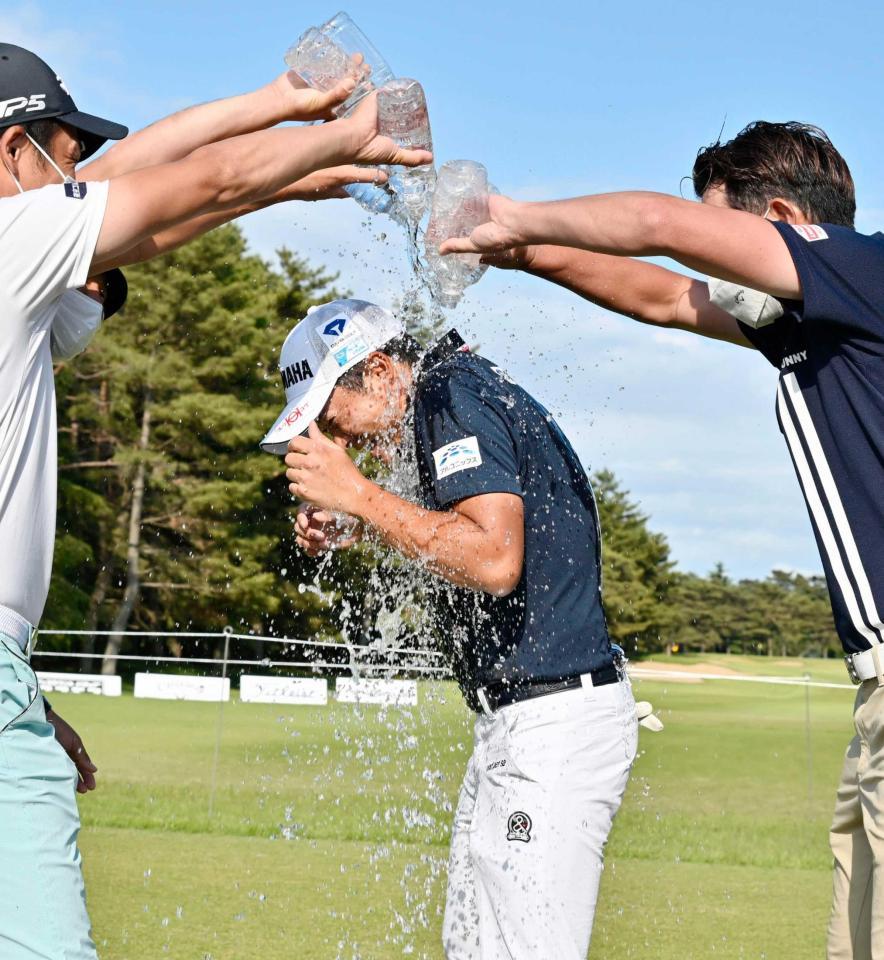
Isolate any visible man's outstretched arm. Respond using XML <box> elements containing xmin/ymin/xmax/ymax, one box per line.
<box><xmin>441</xmin><ymin>192</ymin><xmax>802</xmax><ymax>301</ymax></box>
<box><xmin>81</xmin><ymin>71</ymin><xmax>354</xmax><ymax>180</ymax></box>
<box><xmin>90</xmin><ymin>93</ymin><xmax>431</xmax><ymax>274</ymax></box>
<box><xmin>487</xmin><ymin>245</ymin><xmax>752</xmax><ymax>346</ymax></box>
<box><xmin>106</xmin><ymin>163</ymin><xmax>386</xmax><ymax>268</ymax></box>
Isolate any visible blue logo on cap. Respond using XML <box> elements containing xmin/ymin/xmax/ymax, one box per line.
<box><xmin>323</xmin><ymin>318</ymin><xmax>347</xmax><ymax>338</ymax></box>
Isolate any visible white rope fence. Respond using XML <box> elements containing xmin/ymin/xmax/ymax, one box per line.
<box><xmin>34</xmin><ymin>629</ymin><xmax>856</xmax><ymax>689</ymax></box>
<box><xmin>627</xmin><ymin>666</ymin><xmax>855</xmax><ymax>691</ymax></box>
<box><xmin>32</xmin><ymin>630</ymin><xmax>852</xmax><ymax>813</ymax></box>
<box><xmin>35</xmin><ymin>627</ymin><xmax>450</xmax><ymax>676</ymax></box>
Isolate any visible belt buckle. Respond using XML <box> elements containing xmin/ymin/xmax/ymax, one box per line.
<box><xmin>611</xmin><ymin>643</ymin><xmax>628</xmax><ymax>680</ymax></box>
<box><xmin>845</xmin><ymin>654</ymin><xmax>861</xmax><ymax>686</ymax></box>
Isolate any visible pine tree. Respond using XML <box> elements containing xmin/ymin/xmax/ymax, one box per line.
<box><xmin>49</xmin><ymin>226</ymin><xmax>346</xmax><ymax>671</ymax></box>
<box><xmin>592</xmin><ymin>469</ymin><xmax>677</xmax><ymax>654</ymax></box>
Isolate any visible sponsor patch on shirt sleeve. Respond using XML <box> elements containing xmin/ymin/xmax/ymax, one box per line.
<box><xmin>791</xmin><ymin>224</ymin><xmax>828</xmax><ymax>242</ymax></box>
<box><xmin>432</xmin><ymin>436</ymin><xmax>483</xmax><ymax>480</ymax></box>
<box><xmin>63</xmin><ymin>181</ymin><xmax>88</xmax><ymax>200</ymax></box>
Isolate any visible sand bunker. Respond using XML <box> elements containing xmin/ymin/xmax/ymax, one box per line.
<box><xmin>628</xmin><ymin>660</ymin><xmax>742</xmax><ymax>684</ymax></box>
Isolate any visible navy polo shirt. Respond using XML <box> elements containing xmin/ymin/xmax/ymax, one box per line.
<box><xmin>411</xmin><ymin>331</ymin><xmax>613</xmax><ymax>706</ymax></box>
<box><xmin>739</xmin><ymin>222</ymin><xmax>884</xmax><ymax>655</ymax></box>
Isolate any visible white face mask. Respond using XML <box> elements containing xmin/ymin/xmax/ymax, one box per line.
<box><xmin>2</xmin><ymin>132</ymin><xmax>75</xmax><ymax>194</ymax></box>
<box><xmin>707</xmin><ymin>276</ymin><xmax>785</xmax><ymax>329</ymax></box>
<box><xmin>706</xmin><ymin>203</ymin><xmax>785</xmax><ymax>329</ymax></box>
<box><xmin>51</xmin><ymin>288</ymin><xmax>104</xmax><ymax>361</ymax></box>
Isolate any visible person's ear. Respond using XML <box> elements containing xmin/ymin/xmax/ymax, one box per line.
<box><xmin>0</xmin><ymin>125</ymin><xmax>27</xmax><ymax>164</ymax></box>
<box><xmin>767</xmin><ymin>197</ymin><xmax>805</xmax><ymax>224</ymax></box>
<box><xmin>362</xmin><ymin>352</ymin><xmax>394</xmax><ymax>390</ymax></box>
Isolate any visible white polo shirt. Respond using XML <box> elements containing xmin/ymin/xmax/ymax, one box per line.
<box><xmin>0</xmin><ymin>180</ymin><xmax>109</xmax><ymax>626</ymax></box>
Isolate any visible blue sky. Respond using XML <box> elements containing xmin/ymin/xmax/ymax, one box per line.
<box><xmin>6</xmin><ymin>0</ymin><xmax>884</xmax><ymax>579</ymax></box>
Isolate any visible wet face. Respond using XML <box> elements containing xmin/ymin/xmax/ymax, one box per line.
<box><xmin>317</xmin><ymin>353</ymin><xmax>413</xmax><ymax>463</ymax></box>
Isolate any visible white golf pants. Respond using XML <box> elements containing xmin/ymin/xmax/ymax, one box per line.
<box><xmin>443</xmin><ymin>678</ymin><xmax>637</xmax><ymax>960</ymax></box>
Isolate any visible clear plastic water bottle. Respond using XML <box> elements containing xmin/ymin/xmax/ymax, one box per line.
<box><xmin>285</xmin><ymin>12</ymin><xmax>398</xmax><ymax>216</ymax></box>
<box><xmin>284</xmin><ymin>27</ymin><xmax>359</xmax><ymax>101</ymax></box>
<box><xmin>424</xmin><ymin>160</ymin><xmax>491</xmax><ymax>308</ymax></box>
<box><xmin>317</xmin><ymin>11</ymin><xmax>394</xmax><ymax>113</ymax></box>
<box><xmin>377</xmin><ymin>79</ymin><xmax>435</xmax><ymax>224</ymax></box>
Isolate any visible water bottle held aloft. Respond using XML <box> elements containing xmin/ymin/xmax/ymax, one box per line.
<box><xmin>377</xmin><ymin>79</ymin><xmax>435</xmax><ymax>224</ymax></box>
<box><xmin>424</xmin><ymin>160</ymin><xmax>492</xmax><ymax>308</ymax></box>
<box><xmin>285</xmin><ymin>12</ymin><xmax>398</xmax><ymax>216</ymax></box>
<box><xmin>285</xmin><ymin>12</ymin><xmax>394</xmax><ymax>117</ymax></box>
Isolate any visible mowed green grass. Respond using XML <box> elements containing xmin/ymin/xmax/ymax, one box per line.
<box><xmin>48</xmin><ymin>656</ymin><xmax>858</xmax><ymax>959</ymax></box>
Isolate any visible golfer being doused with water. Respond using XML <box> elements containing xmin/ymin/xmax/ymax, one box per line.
<box><xmin>268</xmin><ymin>299</ymin><xmax>647</xmax><ymax>960</ymax></box>
<box><xmin>0</xmin><ymin>40</ymin><xmax>430</xmax><ymax>959</ymax></box>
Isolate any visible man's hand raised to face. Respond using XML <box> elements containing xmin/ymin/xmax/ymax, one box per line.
<box><xmin>295</xmin><ymin>503</ymin><xmax>363</xmax><ymax>556</ymax></box>
<box><xmin>285</xmin><ymin>422</ymin><xmax>370</xmax><ymax>517</ymax></box>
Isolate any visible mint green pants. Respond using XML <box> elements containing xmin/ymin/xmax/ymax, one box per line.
<box><xmin>0</xmin><ymin>634</ymin><xmax>96</xmax><ymax>959</ymax></box>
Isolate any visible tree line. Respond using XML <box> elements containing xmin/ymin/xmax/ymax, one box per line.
<box><xmin>43</xmin><ymin>225</ymin><xmax>840</xmax><ymax>674</ymax></box>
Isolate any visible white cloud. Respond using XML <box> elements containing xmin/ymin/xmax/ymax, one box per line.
<box><xmin>0</xmin><ymin>4</ymin><xmax>184</xmax><ymax>136</ymax></box>
<box><xmin>0</xmin><ymin>3</ymin><xmax>112</xmax><ymax>91</ymax></box>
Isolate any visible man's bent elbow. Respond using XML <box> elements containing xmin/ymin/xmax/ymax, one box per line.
<box><xmin>482</xmin><ymin>559</ymin><xmax>523</xmax><ymax>598</ymax></box>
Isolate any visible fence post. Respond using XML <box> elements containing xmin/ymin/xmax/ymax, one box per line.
<box><xmin>804</xmin><ymin>672</ymin><xmax>814</xmax><ymax>809</ymax></box>
<box><xmin>208</xmin><ymin>626</ymin><xmax>232</xmax><ymax>819</ymax></box>
<box><xmin>346</xmin><ymin>641</ymin><xmax>359</xmax><ymax>680</ymax></box>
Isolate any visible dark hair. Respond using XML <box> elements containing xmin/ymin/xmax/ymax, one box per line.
<box><xmin>23</xmin><ymin>118</ymin><xmax>62</xmax><ymax>165</ymax></box>
<box><xmin>336</xmin><ymin>333</ymin><xmax>424</xmax><ymax>391</ymax></box>
<box><xmin>692</xmin><ymin>121</ymin><xmax>856</xmax><ymax>228</ymax></box>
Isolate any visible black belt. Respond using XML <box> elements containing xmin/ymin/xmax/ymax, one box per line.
<box><xmin>476</xmin><ymin>661</ymin><xmax>623</xmax><ymax>714</ymax></box>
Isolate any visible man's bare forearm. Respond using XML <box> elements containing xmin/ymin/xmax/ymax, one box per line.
<box><xmin>93</xmin><ymin>122</ymin><xmax>350</xmax><ymax>270</ymax></box>
<box><xmin>110</xmin><ymin>202</ymin><xmax>265</xmax><ymax>268</ymax></box>
<box><xmin>525</xmin><ymin>246</ymin><xmax>686</xmax><ymax>325</ymax></box>
<box><xmin>508</xmin><ymin>192</ymin><xmax>801</xmax><ymax>299</ymax></box>
<box><xmin>82</xmin><ymin>81</ymin><xmax>297</xmax><ymax>180</ymax></box>
<box><xmin>353</xmin><ymin>482</ymin><xmax>517</xmax><ymax>595</ymax></box>
<box><xmin>524</xmin><ymin>244</ymin><xmax>751</xmax><ymax>345</ymax></box>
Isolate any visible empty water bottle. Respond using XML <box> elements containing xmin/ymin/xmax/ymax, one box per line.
<box><xmin>285</xmin><ymin>12</ymin><xmax>398</xmax><ymax>216</ymax></box>
<box><xmin>424</xmin><ymin>160</ymin><xmax>491</xmax><ymax>308</ymax></box>
<box><xmin>284</xmin><ymin>27</ymin><xmax>360</xmax><ymax>102</ymax></box>
<box><xmin>285</xmin><ymin>13</ymin><xmax>394</xmax><ymax>117</ymax></box>
<box><xmin>377</xmin><ymin>79</ymin><xmax>435</xmax><ymax>224</ymax></box>
<box><xmin>318</xmin><ymin>11</ymin><xmax>395</xmax><ymax>111</ymax></box>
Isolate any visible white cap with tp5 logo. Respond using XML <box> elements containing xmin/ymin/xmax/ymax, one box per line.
<box><xmin>260</xmin><ymin>299</ymin><xmax>404</xmax><ymax>455</ymax></box>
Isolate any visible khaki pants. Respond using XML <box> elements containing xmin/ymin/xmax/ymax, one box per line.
<box><xmin>828</xmin><ymin>680</ymin><xmax>884</xmax><ymax>959</ymax></box>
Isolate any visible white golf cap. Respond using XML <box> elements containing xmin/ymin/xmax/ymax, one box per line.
<box><xmin>260</xmin><ymin>298</ymin><xmax>405</xmax><ymax>455</ymax></box>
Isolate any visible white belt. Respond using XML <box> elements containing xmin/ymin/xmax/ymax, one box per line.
<box><xmin>845</xmin><ymin>647</ymin><xmax>884</xmax><ymax>685</ymax></box>
<box><xmin>0</xmin><ymin>604</ymin><xmax>36</xmax><ymax>656</ymax></box>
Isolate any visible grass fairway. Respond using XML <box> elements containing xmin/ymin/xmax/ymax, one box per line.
<box><xmin>48</xmin><ymin>656</ymin><xmax>856</xmax><ymax>959</ymax></box>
